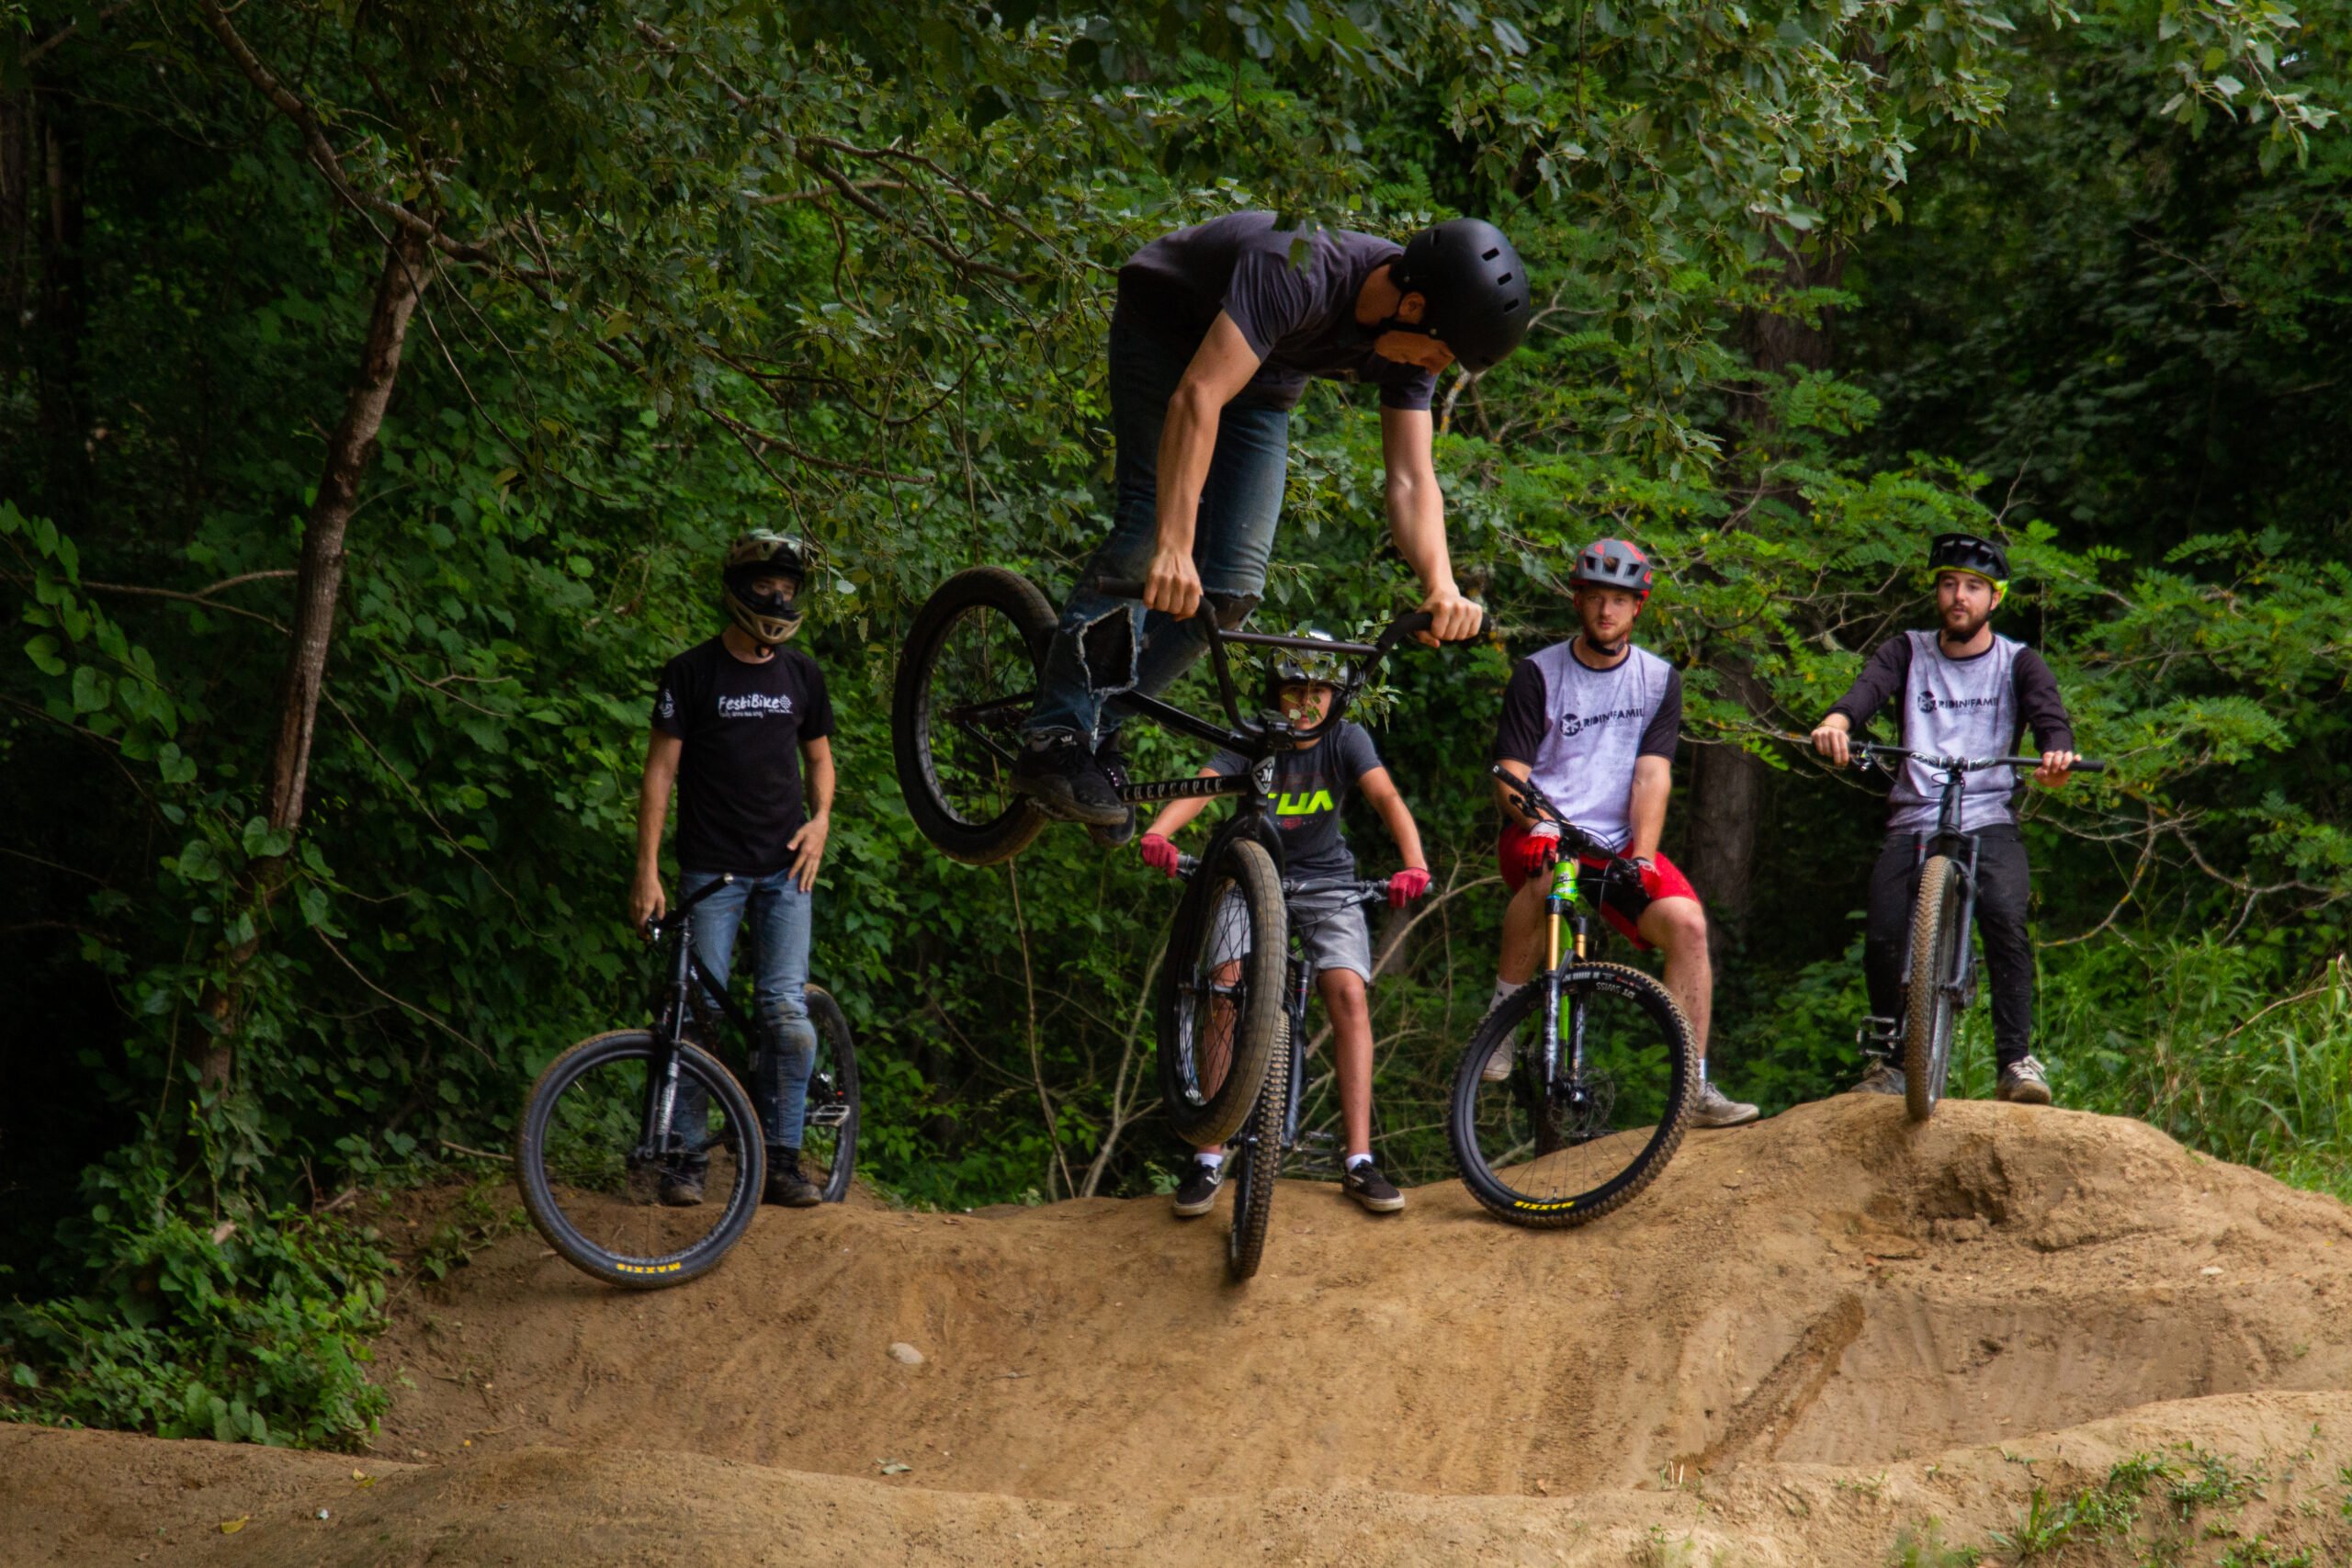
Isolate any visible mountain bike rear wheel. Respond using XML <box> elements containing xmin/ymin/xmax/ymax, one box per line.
<box><xmin>1158</xmin><ymin>836</ymin><xmax>1287</xmax><ymax>1148</ymax></box>
<box><xmin>1225</xmin><ymin>1014</ymin><xmax>1287</xmax><ymax>1283</ymax></box>
<box><xmin>893</xmin><ymin>568</ymin><xmax>1056</xmax><ymax>865</ymax></box>
<box><xmin>514</xmin><ymin>1031</ymin><xmax>764</xmax><ymax>1288</ymax></box>
<box><xmin>1448</xmin><ymin>964</ymin><xmax>1698</xmax><ymax>1229</ymax></box>
<box><xmin>1904</xmin><ymin>855</ymin><xmax>1967</xmax><ymax>1122</ymax></box>
<box><xmin>801</xmin><ymin>987</ymin><xmax>860</xmax><ymax>1202</ymax></box>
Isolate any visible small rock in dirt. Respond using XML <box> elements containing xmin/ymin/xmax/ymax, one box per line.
<box><xmin>888</xmin><ymin>1342</ymin><xmax>925</xmax><ymax>1365</ymax></box>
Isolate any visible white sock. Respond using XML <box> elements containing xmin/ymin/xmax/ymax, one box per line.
<box><xmin>1345</xmin><ymin>1153</ymin><xmax>1373</xmax><ymax>1172</ymax></box>
<box><xmin>1699</xmin><ymin>1059</ymin><xmax>1710</xmax><ymax>1084</ymax></box>
<box><xmin>1195</xmin><ymin>1151</ymin><xmax>1224</xmax><ymax>1171</ymax></box>
<box><xmin>1488</xmin><ymin>978</ymin><xmax>1517</xmax><ymax>1012</ymax></box>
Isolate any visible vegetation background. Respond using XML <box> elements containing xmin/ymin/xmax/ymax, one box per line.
<box><xmin>1</xmin><ymin>0</ymin><xmax>2347</xmax><ymax>1448</ymax></box>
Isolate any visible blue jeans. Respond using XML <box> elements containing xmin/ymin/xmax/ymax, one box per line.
<box><xmin>1024</xmin><ymin>313</ymin><xmax>1292</xmax><ymax>745</ymax></box>
<box><xmin>681</xmin><ymin>869</ymin><xmax>817</xmax><ymax>1149</ymax></box>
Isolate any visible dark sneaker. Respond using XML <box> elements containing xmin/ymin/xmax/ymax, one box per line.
<box><xmin>763</xmin><ymin>1150</ymin><xmax>823</xmax><ymax>1207</ymax></box>
<box><xmin>1171</xmin><ymin>1158</ymin><xmax>1223</xmax><ymax>1218</ymax></box>
<box><xmin>1690</xmin><ymin>1080</ymin><xmax>1760</xmax><ymax>1129</ymax></box>
<box><xmin>1341</xmin><ymin>1161</ymin><xmax>1405</xmax><ymax>1213</ymax></box>
<box><xmin>1996</xmin><ymin>1055</ymin><xmax>2053</xmax><ymax>1106</ymax></box>
<box><xmin>1085</xmin><ymin>736</ymin><xmax>1137</xmax><ymax>848</ymax></box>
<box><xmin>1849</xmin><ymin>1060</ymin><xmax>1906</xmax><ymax>1097</ymax></box>
<box><xmin>1012</xmin><ymin>735</ymin><xmax>1127</xmax><ymax>828</ymax></box>
<box><xmin>657</xmin><ymin>1160</ymin><xmax>707</xmax><ymax>1207</ymax></box>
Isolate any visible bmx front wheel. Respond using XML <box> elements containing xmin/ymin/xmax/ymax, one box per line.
<box><xmin>1158</xmin><ymin>835</ymin><xmax>1288</xmax><ymax>1148</ymax></box>
<box><xmin>1225</xmin><ymin>1015</ymin><xmax>1288</xmax><ymax>1282</ymax></box>
<box><xmin>1447</xmin><ymin>964</ymin><xmax>1698</xmax><ymax>1229</ymax></box>
<box><xmin>514</xmin><ymin>1031</ymin><xmax>765</xmax><ymax>1289</ymax></box>
<box><xmin>1904</xmin><ymin>855</ymin><xmax>1967</xmax><ymax>1122</ymax></box>
<box><xmin>892</xmin><ymin>567</ymin><xmax>1056</xmax><ymax>866</ymax></box>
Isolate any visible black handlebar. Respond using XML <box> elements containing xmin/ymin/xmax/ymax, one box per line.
<box><xmin>643</xmin><ymin>873</ymin><xmax>735</xmax><ymax>941</ymax></box>
<box><xmin>1843</xmin><ymin>740</ymin><xmax>2104</xmax><ymax>774</ymax></box>
<box><xmin>1092</xmin><ymin>577</ymin><xmax>1488</xmax><ymax>646</ymax></box>
<box><xmin>1167</xmin><ymin>853</ymin><xmax>1391</xmax><ymax>905</ymax></box>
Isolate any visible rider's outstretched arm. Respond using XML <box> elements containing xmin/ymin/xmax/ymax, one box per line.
<box><xmin>1147</xmin><ymin>315</ymin><xmax>1264</xmax><ymax>620</ymax></box>
<box><xmin>1812</xmin><ymin>637</ymin><xmax>1912</xmax><ymax>763</ymax></box>
<box><xmin>1142</xmin><ymin>765</ymin><xmax>1224</xmax><ymax>841</ymax></box>
<box><xmin>630</xmin><ymin>729</ymin><xmax>683</xmax><ymax>926</ymax></box>
<box><xmin>1380</xmin><ymin>407</ymin><xmax>1481</xmax><ymax>645</ymax></box>
<box><xmin>1358</xmin><ymin>766</ymin><xmax>1429</xmax><ymax>875</ymax></box>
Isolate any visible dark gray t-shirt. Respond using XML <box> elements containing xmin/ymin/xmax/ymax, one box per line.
<box><xmin>1207</xmin><ymin>722</ymin><xmax>1385</xmax><ymax>879</ymax></box>
<box><xmin>1116</xmin><ymin>212</ymin><xmax>1438</xmax><ymax>412</ymax></box>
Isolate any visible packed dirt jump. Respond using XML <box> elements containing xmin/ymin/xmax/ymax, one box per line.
<box><xmin>17</xmin><ymin>1094</ymin><xmax>2352</xmax><ymax>1564</ymax></box>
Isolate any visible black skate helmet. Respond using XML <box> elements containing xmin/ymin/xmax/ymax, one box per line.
<box><xmin>1388</xmin><ymin>219</ymin><xmax>1532</xmax><ymax>374</ymax></box>
<box><xmin>1928</xmin><ymin>532</ymin><xmax>2009</xmax><ymax>592</ymax></box>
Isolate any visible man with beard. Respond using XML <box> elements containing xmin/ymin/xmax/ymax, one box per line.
<box><xmin>1810</xmin><ymin>533</ymin><xmax>2082</xmax><ymax>1105</ymax></box>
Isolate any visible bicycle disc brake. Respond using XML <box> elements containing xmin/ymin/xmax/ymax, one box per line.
<box><xmin>1550</xmin><ymin>1069</ymin><xmax>1617</xmax><ymax>1145</ymax></box>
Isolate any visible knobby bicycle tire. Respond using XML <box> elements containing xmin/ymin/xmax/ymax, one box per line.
<box><xmin>514</xmin><ymin>1031</ymin><xmax>765</xmax><ymax>1289</ymax></box>
<box><xmin>1158</xmin><ymin>836</ymin><xmax>1288</xmax><ymax>1148</ymax></box>
<box><xmin>1447</xmin><ymin>964</ymin><xmax>1698</xmax><ymax>1230</ymax></box>
<box><xmin>1904</xmin><ymin>855</ymin><xmax>1966</xmax><ymax>1122</ymax></box>
<box><xmin>802</xmin><ymin>986</ymin><xmax>861</xmax><ymax>1203</ymax></box>
<box><xmin>1226</xmin><ymin>1012</ymin><xmax>1288</xmax><ymax>1282</ymax></box>
<box><xmin>892</xmin><ymin>568</ymin><xmax>1056</xmax><ymax>866</ymax></box>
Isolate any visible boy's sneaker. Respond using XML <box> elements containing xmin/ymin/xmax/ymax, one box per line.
<box><xmin>1480</xmin><ymin>1032</ymin><xmax>1519</xmax><ymax>1082</ymax></box>
<box><xmin>1341</xmin><ymin>1161</ymin><xmax>1406</xmax><ymax>1213</ymax></box>
<box><xmin>1171</xmin><ymin>1158</ymin><xmax>1224</xmax><ymax>1218</ymax></box>
<box><xmin>1996</xmin><ymin>1055</ymin><xmax>2053</xmax><ymax>1106</ymax></box>
<box><xmin>1012</xmin><ymin>735</ymin><xmax>1127</xmax><ymax>828</ymax></box>
<box><xmin>1085</xmin><ymin>736</ymin><xmax>1136</xmax><ymax>848</ymax></box>
<box><xmin>1690</xmin><ymin>1081</ymin><xmax>1759</xmax><ymax>1128</ymax></box>
<box><xmin>1849</xmin><ymin>1060</ymin><xmax>1906</xmax><ymax>1097</ymax></box>
<box><xmin>763</xmin><ymin>1150</ymin><xmax>823</xmax><ymax>1207</ymax></box>
<box><xmin>657</xmin><ymin>1159</ymin><xmax>707</xmax><ymax>1207</ymax></box>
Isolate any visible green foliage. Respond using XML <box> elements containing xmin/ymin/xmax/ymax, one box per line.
<box><xmin>1886</xmin><ymin>1519</ymin><xmax>1983</xmax><ymax>1568</ymax></box>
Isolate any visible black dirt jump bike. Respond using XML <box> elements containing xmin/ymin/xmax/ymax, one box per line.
<box><xmin>1445</xmin><ymin>766</ymin><xmax>1701</xmax><ymax>1229</ymax></box>
<box><xmin>1172</xmin><ymin>855</ymin><xmax>1389</xmax><ymax>1280</ymax></box>
<box><xmin>891</xmin><ymin>567</ymin><xmax>1482</xmax><ymax>1155</ymax></box>
<box><xmin>1834</xmin><ymin>740</ymin><xmax>2101</xmax><ymax>1123</ymax></box>
<box><xmin>514</xmin><ymin>875</ymin><xmax>860</xmax><ymax>1288</ymax></box>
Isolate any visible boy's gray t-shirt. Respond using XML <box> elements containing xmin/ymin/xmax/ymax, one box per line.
<box><xmin>1206</xmin><ymin>721</ymin><xmax>1385</xmax><ymax>879</ymax></box>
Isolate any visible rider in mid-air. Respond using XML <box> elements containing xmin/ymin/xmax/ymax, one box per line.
<box><xmin>1487</xmin><ymin>540</ymin><xmax>1758</xmax><ymax>1130</ymax></box>
<box><xmin>1809</xmin><ymin>533</ymin><xmax>2080</xmax><ymax>1105</ymax></box>
<box><xmin>1012</xmin><ymin>211</ymin><xmax>1532</xmax><ymax>841</ymax></box>
<box><xmin>1136</xmin><ymin>641</ymin><xmax>1433</xmax><ymax>1216</ymax></box>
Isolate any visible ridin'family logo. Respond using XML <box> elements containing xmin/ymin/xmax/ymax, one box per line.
<box><xmin>1558</xmin><ymin>705</ymin><xmax>1647</xmax><ymax>740</ymax></box>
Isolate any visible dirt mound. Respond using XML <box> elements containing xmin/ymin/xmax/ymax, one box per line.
<box><xmin>13</xmin><ymin>1094</ymin><xmax>2352</xmax><ymax>1565</ymax></box>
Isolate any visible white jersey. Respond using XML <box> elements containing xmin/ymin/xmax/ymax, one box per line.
<box><xmin>1491</xmin><ymin>640</ymin><xmax>1681</xmax><ymax>852</ymax></box>
<box><xmin>1893</xmin><ymin>629</ymin><xmax>2026</xmax><ymax>833</ymax></box>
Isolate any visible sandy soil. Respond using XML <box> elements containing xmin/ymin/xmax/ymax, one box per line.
<box><xmin>11</xmin><ymin>1094</ymin><xmax>2352</xmax><ymax>1564</ymax></box>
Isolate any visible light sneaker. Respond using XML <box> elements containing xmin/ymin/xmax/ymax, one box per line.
<box><xmin>1849</xmin><ymin>1060</ymin><xmax>1906</xmax><ymax>1097</ymax></box>
<box><xmin>1996</xmin><ymin>1055</ymin><xmax>2053</xmax><ymax>1106</ymax></box>
<box><xmin>1340</xmin><ymin>1162</ymin><xmax>1406</xmax><ymax>1213</ymax></box>
<box><xmin>1690</xmin><ymin>1080</ymin><xmax>1759</xmax><ymax>1129</ymax></box>
<box><xmin>1480</xmin><ymin>1031</ymin><xmax>1521</xmax><ymax>1082</ymax></box>
<box><xmin>1171</xmin><ymin>1158</ymin><xmax>1224</xmax><ymax>1218</ymax></box>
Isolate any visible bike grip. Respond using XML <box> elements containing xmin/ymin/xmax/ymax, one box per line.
<box><xmin>1392</xmin><ymin>607</ymin><xmax>1490</xmax><ymax>644</ymax></box>
<box><xmin>2067</xmin><ymin>760</ymin><xmax>2107</xmax><ymax>774</ymax></box>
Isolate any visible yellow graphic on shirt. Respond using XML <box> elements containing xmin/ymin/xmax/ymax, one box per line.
<box><xmin>1275</xmin><ymin>788</ymin><xmax>1337</xmax><ymax>818</ymax></box>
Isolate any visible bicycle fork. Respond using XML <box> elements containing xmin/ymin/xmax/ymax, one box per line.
<box><xmin>1539</xmin><ymin>858</ymin><xmax>1590</xmax><ymax>1089</ymax></box>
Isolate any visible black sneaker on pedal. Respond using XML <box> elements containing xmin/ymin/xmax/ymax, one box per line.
<box><xmin>1012</xmin><ymin>734</ymin><xmax>1128</xmax><ymax>828</ymax></box>
<box><xmin>1849</xmin><ymin>1060</ymin><xmax>1906</xmax><ymax>1097</ymax></box>
<box><xmin>1341</xmin><ymin>1161</ymin><xmax>1405</xmax><ymax>1213</ymax></box>
<box><xmin>1171</xmin><ymin>1158</ymin><xmax>1224</xmax><ymax>1218</ymax></box>
<box><xmin>763</xmin><ymin>1149</ymin><xmax>823</xmax><ymax>1207</ymax></box>
<box><xmin>1086</xmin><ymin>735</ymin><xmax>1137</xmax><ymax>848</ymax></box>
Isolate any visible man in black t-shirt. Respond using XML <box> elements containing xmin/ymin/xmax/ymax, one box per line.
<box><xmin>630</xmin><ymin>533</ymin><xmax>837</xmax><ymax>1208</ymax></box>
<box><xmin>1012</xmin><ymin>212</ymin><xmax>1533</xmax><ymax>840</ymax></box>
<box><xmin>1136</xmin><ymin>645</ymin><xmax>1433</xmax><ymax>1215</ymax></box>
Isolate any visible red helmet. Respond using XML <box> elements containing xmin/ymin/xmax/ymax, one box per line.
<box><xmin>1568</xmin><ymin>537</ymin><xmax>1653</xmax><ymax>600</ymax></box>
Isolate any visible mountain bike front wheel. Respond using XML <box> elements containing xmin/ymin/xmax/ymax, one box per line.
<box><xmin>1903</xmin><ymin>855</ymin><xmax>1967</xmax><ymax>1122</ymax></box>
<box><xmin>893</xmin><ymin>568</ymin><xmax>1056</xmax><ymax>866</ymax></box>
<box><xmin>801</xmin><ymin>986</ymin><xmax>860</xmax><ymax>1202</ymax></box>
<box><xmin>514</xmin><ymin>1031</ymin><xmax>765</xmax><ymax>1289</ymax></box>
<box><xmin>1158</xmin><ymin>836</ymin><xmax>1288</xmax><ymax>1148</ymax></box>
<box><xmin>1225</xmin><ymin>1014</ymin><xmax>1287</xmax><ymax>1283</ymax></box>
<box><xmin>1447</xmin><ymin>964</ymin><xmax>1698</xmax><ymax>1229</ymax></box>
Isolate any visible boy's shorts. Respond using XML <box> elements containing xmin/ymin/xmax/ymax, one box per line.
<box><xmin>1495</xmin><ymin>825</ymin><xmax>1697</xmax><ymax>952</ymax></box>
<box><xmin>1208</xmin><ymin>886</ymin><xmax>1374</xmax><ymax>984</ymax></box>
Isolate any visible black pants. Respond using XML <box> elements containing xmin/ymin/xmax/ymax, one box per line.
<box><xmin>1864</xmin><ymin>827</ymin><xmax>2035</xmax><ymax>1069</ymax></box>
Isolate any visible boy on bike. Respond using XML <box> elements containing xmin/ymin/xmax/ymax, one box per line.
<box><xmin>1012</xmin><ymin>212</ymin><xmax>1532</xmax><ymax>841</ymax></box>
<box><xmin>628</xmin><ymin>532</ymin><xmax>836</xmax><ymax>1207</ymax></box>
<box><xmin>1487</xmin><ymin>540</ymin><xmax>1758</xmax><ymax>1129</ymax></box>
<box><xmin>1810</xmin><ymin>533</ymin><xmax>2079</xmax><ymax>1105</ymax></box>
<box><xmin>1136</xmin><ymin>640</ymin><xmax>1434</xmax><ymax>1215</ymax></box>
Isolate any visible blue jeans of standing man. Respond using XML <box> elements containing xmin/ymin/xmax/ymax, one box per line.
<box><xmin>681</xmin><ymin>868</ymin><xmax>817</xmax><ymax>1150</ymax></box>
<box><xmin>1023</xmin><ymin>311</ymin><xmax>1293</xmax><ymax>746</ymax></box>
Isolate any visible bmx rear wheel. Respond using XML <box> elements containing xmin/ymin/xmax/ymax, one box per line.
<box><xmin>1904</xmin><ymin>855</ymin><xmax>1966</xmax><ymax>1122</ymax></box>
<box><xmin>892</xmin><ymin>568</ymin><xmax>1056</xmax><ymax>865</ymax></box>
<box><xmin>514</xmin><ymin>1031</ymin><xmax>765</xmax><ymax>1288</ymax></box>
<box><xmin>1447</xmin><ymin>964</ymin><xmax>1697</xmax><ymax>1229</ymax></box>
<box><xmin>1158</xmin><ymin>836</ymin><xmax>1288</xmax><ymax>1148</ymax></box>
<box><xmin>1225</xmin><ymin>1015</ymin><xmax>1287</xmax><ymax>1282</ymax></box>
<box><xmin>801</xmin><ymin>987</ymin><xmax>861</xmax><ymax>1202</ymax></box>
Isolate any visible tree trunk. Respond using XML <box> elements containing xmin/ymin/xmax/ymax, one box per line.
<box><xmin>197</xmin><ymin>225</ymin><xmax>433</xmax><ymax>1090</ymax></box>
<box><xmin>33</xmin><ymin>103</ymin><xmax>88</xmax><ymax>525</ymax></box>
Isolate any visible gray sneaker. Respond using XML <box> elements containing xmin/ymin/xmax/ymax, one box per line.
<box><xmin>1849</xmin><ymin>1060</ymin><xmax>1906</xmax><ymax>1097</ymax></box>
<box><xmin>1690</xmin><ymin>1080</ymin><xmax>1759</xmax><ymax>1129</ymax></box>
<box><xmin>1996</xmin><ymin>1055</ymin><xmax>2053</xmax><ymax>1106</ymax></box>
<box><xmin>1480</xmin><ymin>1034</ymin><xmax>1518</xmax><ymax>1082</ymax></box>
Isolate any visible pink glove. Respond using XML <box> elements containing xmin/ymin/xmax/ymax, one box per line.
<box><xmin>1139</xmin><ymin>833</ymin><xmax>1181</xmax><ymax>878</ymax></box>
<box><xmin>1514</xmin><ymin>822</ymin><xmax>1563</xmax><ymax>880</ymax></box>
<box><xmin>1387</xmin><ymin>867</ymin><xmax>1431</xmax><ymax>908</ymax></box>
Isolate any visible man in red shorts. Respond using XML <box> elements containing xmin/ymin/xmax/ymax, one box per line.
<box><xmin>1484</xmin><ymin>538</ymin><xmax>1758</xmax><ymax>1128</ymax></box>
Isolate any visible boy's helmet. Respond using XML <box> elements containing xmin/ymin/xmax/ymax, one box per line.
<box><xmin>1928</xmin><ymin>532</ymin><xmax>2010</xmax><ymax>591</ymax></box>
<box><xmin>722</xmin><ymin>531</ymin><xmax>808</xmax><ymax>645</ymax></box>
<box><xmin>1567</xmin><ymin>537</ymin><xmax>1653</xmax><ymax>599</ymax></box>
<box><xmin>1262</xmin><ymin>629</ymin><xmax>1346</xmax><ymax>710</ymax></box>
<box><xmin>1388</xmin><ymin>219</ymin><xmax>1532</xmax><ymax>373</ymax></box>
